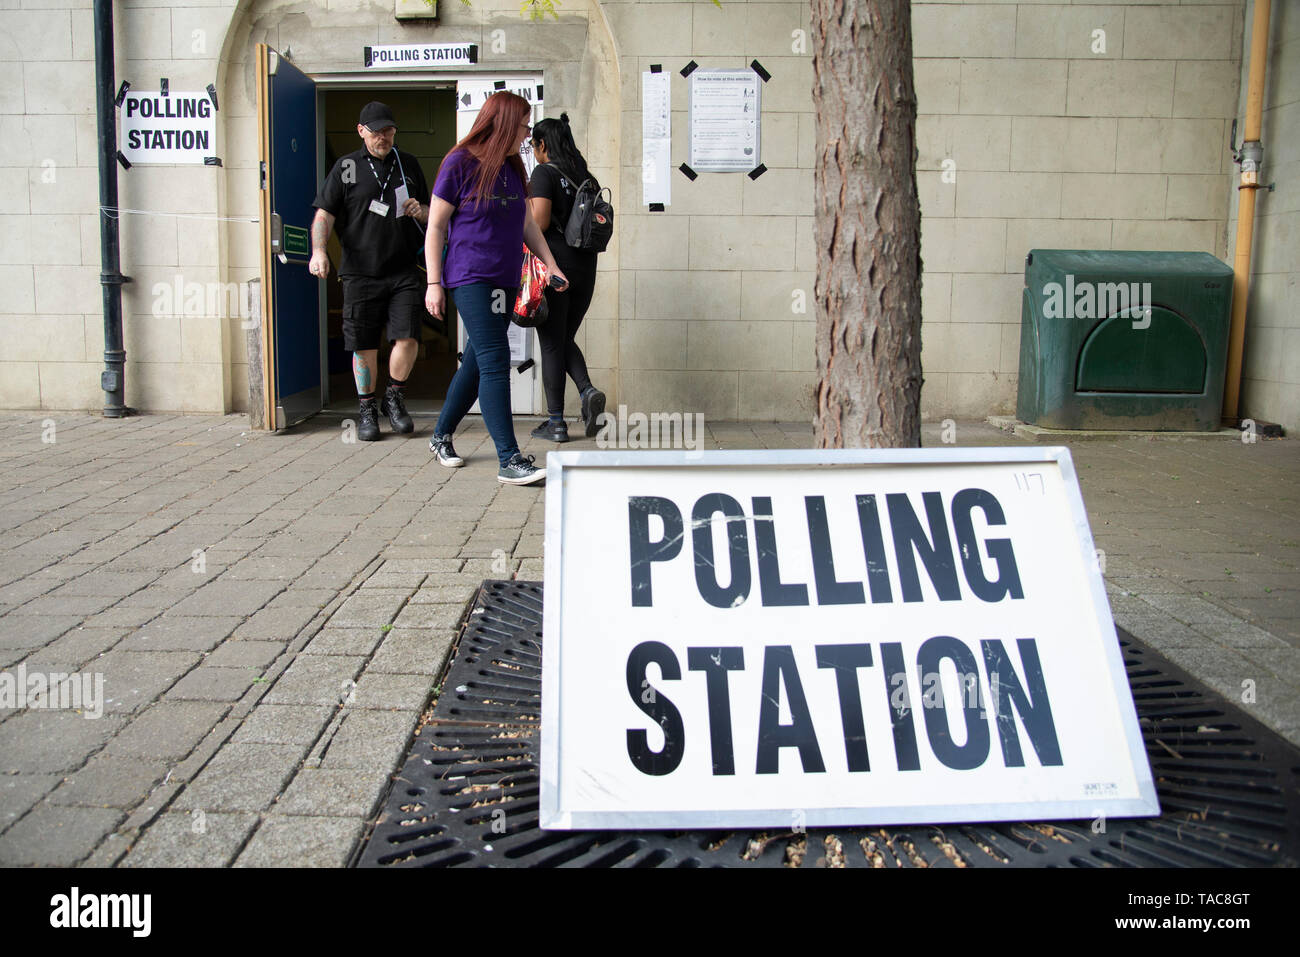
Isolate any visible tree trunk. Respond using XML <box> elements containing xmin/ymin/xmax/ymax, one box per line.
<box><xmin>811</xmin><ymin>0</ymin><xmax>923</xmax><ymax>449</ymax></box>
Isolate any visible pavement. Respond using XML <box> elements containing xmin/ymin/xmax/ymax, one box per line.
<box><xmin>0</xmin><ymin>411</ymin><xmax>1296</xmax><ymax>867</ymax></box>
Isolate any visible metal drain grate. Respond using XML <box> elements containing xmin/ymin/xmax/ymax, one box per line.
<box><xmin>355</xmin><ymin>581</ymin><xmax>1300</xmax><ymax>868</ymax></box>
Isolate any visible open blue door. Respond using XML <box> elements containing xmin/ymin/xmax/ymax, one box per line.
<box><xmin>257</xmin><ymin>44</ymin><xmax>321</xmax><ymax>429</ymax></box>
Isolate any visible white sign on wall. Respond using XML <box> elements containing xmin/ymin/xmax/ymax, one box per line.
<box><xmin>641</xmin><ymin>70</ymin><xmax>671</xmax><ymax>206</ymax></box>
<box><xmin>120</xmin><ymin>91</ymin><xmax>216</xmax><ymax>165</ymax></box>
<box><xmin>688</xmin><ymin>68</ymin><xmax>761</xmax><ymax>172</ymax></box>
<box><xmin>364</xmin><ymin>43</ymin><xmax>478</xmax><ymax>69</ymax></box>
<box><xmin>540</xmin><ymin>448</ymin><xmax>1158</xmax><ymax>830</ymax></box>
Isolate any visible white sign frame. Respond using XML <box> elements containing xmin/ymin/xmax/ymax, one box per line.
<box><xmin>687</xmin><ymin>68</ymin><xmax>761</xmax><ymax>173</ymax></box>
<box><xmin>119</xmin><ymin>90</ymin><xmax>217</xmax><ymax>165</ymax></box>
<box><xmin>363</xmin><ymin>43</ymin><xmax>478</xmax><ymax>70</ymax></box>
<box><xmin>540</xmin><ymin>447</ymin><xmax>1159</xmax><ymax>830</ymax></box>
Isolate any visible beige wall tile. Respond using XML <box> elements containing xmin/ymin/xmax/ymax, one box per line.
<box><xmin>691</xmin><ymin>1</ymin><xmax>748</xmax><ymax>56</ymax></box>
<box><xmin>619</xmin><ymin>317</ymin><xmax>687</xmax><ymax>370</ymax></box>
<box><xmin>913</xmin><ymin>4</ymin><xmax>1016</xmax><ymax>59</ymax></box>
<box><xmin>746</xmin><ymin>4</ymin><xmax>805</xmax><ymax>60</ymax></box>
<box><xmin>739</xmin><ymin>270</ymin><xmax>814</xmax><ymax>323</ymax></box>
<box><xmin>1000</xmin><ymin>322</ymin><xmax>1022</xmax><ymax>375</ymax></box>
<box><xmin>620</xmin><ymin>214</ymin><xmax>690</xmax><ymax>270</ymax></box>
<box><xmin>921</xmin><ymin>271</ymin><xmax>952</xmax><ymax>324</ymax></box>
<box><xmin>0</xmin><ymin>214</ymin><xmax>32</xmax><ymax>264</ymax></box>
<box><xmin>636</xmin><ymin>269</ymin><xmax>741</xmax><ymax>321</ymax></box>
<box><xmin>230</xmin><ymin>360</ymin><xmax>249</xmax><ymax>414</ymax></box>
<box><xmin>742</xmin><ymin>168</ymin><xmax>812</xmax><ymax>216</ymax></box>
<box><xmin>1242</xmin><ymin>320</ymin><xmax>1284</xmax><ymax>384</ymax></box>
<box><xmin>738</xmin><ymin>370</ymin><xmax>814</xmax><ymax>419</ymax></box>
<box><xmin>621</xmin><ymin>368</ymin><xmax>738</xmax><ymax>419</ymax></box>
<box><xmin>1015</xmin><ymin>5</ymin><xmax>1124</xmax><ymax>60</ymax></box>
<box><xmin>1066</xmin><ymin>60</ymin><xmax>1175</xmax><ymax>117</ymax></box>
<box><xmin>605</xmin><ymin>3</ymin><xmax>693</xmax><ymax>58</ymax></box>
<box><xmin>1111</xmin><ymin>218</ymin><xmax>1221</xmax><ymax>252</ymax></box>
<box><xmin>948</xmin><ymin>371</ymin><xmax>1016</xmax><ymax>416</ymax></box>
<box><xmin>792</xmin><ymin>320</ymin><xmax>815</xmax><ymax>372</ymax></box>
<box><xmin>0</xmin><ymin>167</ymin><xmax>29</xmax><ymax>214</ymax></box>
<box><xmin>0</xmin><ymin>265</ymin><xmax>35</xmax><ymax>313</ymax></box>
<box><xmin>0</xmin><ymin>314</ymin><xmax>85</xmax><ymax>363</ymax></box>
<box><xmin>1009</xmin><ymin>116</ymin><xmax>1118</xmax><ymax>173</ymax></box>
<box><xmin>26</xmin><ymin>166</ymin><xmax>96</xmax><ymax>216</ymax></box>
<box><xmin>24</xmin><ymin>60</ymin><xmax>98</xmax><ymax>115</ymax></box>
<box><xmin>587</xmin><ymin>273</ymin><xmax>618</xmax><ymax>322</ymax></box>
<box><xmin>1166</xmin><ymin>174</ymin><xmax>1230</xmax><ymax>221</ymax></box>
<box><xmin>122</xmin><ymin>311</ymin><xmax>182</xmax><ymax>365</ymax></box>
<box><xmin>759</xmin><ymin>112</ymin><xmax>799</xmax><ymax>169</ymax></box>
<box><xmin>1173</xmin><ymin>60</ymin><xmax>1241</xmax><ymax>119</ymax></box>
<box><xmin>690</xmin><ymin>215</ymin><xmax>794</xmax><ymax>271</ymax></box>
<box><xmin>756</xmin><ymin>57</ymin><xmax>812</xmax><ymax>113</ymax></box>
<box><xmin>122</xmin><ymin>7</ymin><xmax>172</xmax><ymax>60</ymax></box>
<box><xmin>919</xmin><ymin>371</ymin><xmax>949</xmax><ymax>421</ymax></box>
<box><xmin>0</xmin><ymin>115</ymin><xmax>76</xmax><ymax>167</ymax></box>
<box><xmin>37</xmin><ymin>361</ymin><xmax>100</xmax><ymax>411</ymax></box>
<box><xmin>796</xmin><ymin>112</ymin><xmax>815</xmax><ymax>169</ymax></box>
<box><xmin>1003</xmin><ymin>218</ymin><xmax>1114</xmax><ymax>273</ymax></box>
<box><xmin>686</xmin><ymin>319</ymin><xmax>792</xmax><ymax>371</ymax></box>
<box><xmin>1245</xmin><ymin>272</ymin><xmax>1299</xmax><ymax>330</ymax></box>
<box><xmin>923</xmin><ymin>321</ymin><xmax>1001</xmax><ymax>374</ymax></box>
<box><xmin>1123</xmin><ymin>6</ymin><xmax>1235</xmax><ymax>61</ymax></box>
<box><xmin>960</xmin><ymin>60</ymin><xmax>1068</xmax><ymax>116</ymax></box>
<box><xmin>956</xmin><ymin>172</ymin><xmax>1061</xmax><ymax>219</ymax></box>
<box><xmin>1116</xmin><ymin>118</ymin><xmax>1227</xmax><ymax>174</ymax></box>
<box><xmin>921</xmin><ymin>218</ymin><xmax>1008</xmax><ymax>274</ymax></box>
<box><xmin>0</xmin><ymin>11</ymin><xmax>73</xmax><ymax>61</ymax></box>
<box><xmin>34</xmin><ymin>264</ymin><xmax>98</xmax><ymax>315</ymax></box>
<box><xmin>918</xmin><ymin>172</ymin><xmax>957</xmax><ymax>217</ymax></box>
<box><xmin>1060</xmin><ymin>173</ymin><xmax>1167</xmax><ymax>220</ymax></box>
<box><xmin>28</xmin><ymin>214</ymin><xmax>81</xmax><ymax>266</ymax></box>
<box><xmin>0</xmin><ymin>63</ymin><xmax>23</xmax><ymax>114</ymax></box>
<box><xmin>915</xmin><ymin>59</ymin><xmax>961</xmax><ymax>114</ymax></box>
<box><xmin>0</xmin><ymin>361</ymin><xmax>40</xmax><ymax>407</ymax></box>
<box><xmin>917</xmin><ymin>114</ymin><xmax>1011</xmax><ymax>171</ymax></box>
<box><xmin>794</xmin><ymin>215</ymin><xmax>814</xmax><ymax>272</ymax></box>
<box><xmin>950</xmin><ymin>273</ymin><xmax>1022</xmax><ymax>326</ymax></box>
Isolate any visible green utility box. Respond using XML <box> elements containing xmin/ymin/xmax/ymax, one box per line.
<box><xmin>1015</xmin><ymin>249</ymin><xmax>1234</xmax><ymax>431</ymax></box>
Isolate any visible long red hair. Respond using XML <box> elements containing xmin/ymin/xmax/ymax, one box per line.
<box><xmin>446</xmin><ymin>91</ymin><xmax>530</xmax><ymax>208</ymax></box>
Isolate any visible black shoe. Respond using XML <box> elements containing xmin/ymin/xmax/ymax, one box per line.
<box><xmin>531</xmin><ymin>419</ymin><xmax>570</xmax><ymax>443</ymax></box>
<box><xmin>429</xmin><ymin>433</ymin><xmax>464</xmax><ymax>467</ymax></box>
<box><xmin>580</xmin><ymin>386</ymin><xmax>606</xmax><ymax>438</ymax></box>
<box><xmin>380</xmin><ymin>386</ymin><xmax>414</xmax><ymax>434</ymax></box>
<box><xmin>498</xmin><ymin>453</ymin><xmax>546</xmax><ymax>485</ymax></box>
<box><xmin>357</xmin><ymin>401</ymin><xmax>380</xmax><ymax>442</ymax></box>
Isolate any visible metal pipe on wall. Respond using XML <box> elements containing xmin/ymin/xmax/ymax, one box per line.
<box><xmin>1223</xmin><ymin>0</ymin><xmax>1272</xmax><ymax>423</ymax></box>
<box><xmin>94</xmin><ymin>0</ymin><xmax>130</xmax><ymax>417</ymax></box>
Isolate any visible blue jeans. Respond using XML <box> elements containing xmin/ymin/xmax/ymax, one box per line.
<box><xmin>435</xmin><ymin>283</ymin><xmax>519</xmax><ymax>467</ymax></box>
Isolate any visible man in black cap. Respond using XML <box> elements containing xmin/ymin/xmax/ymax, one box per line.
<box><xmin>310</xmin><ymin>102</ymin><xmax>431</xmax><ymax>440</ymax></box>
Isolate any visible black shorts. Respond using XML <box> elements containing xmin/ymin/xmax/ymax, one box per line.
<box><xmin>341</xmin><ymin>269</ymin><xmax>426</xmax><ymax>352</ymax></box>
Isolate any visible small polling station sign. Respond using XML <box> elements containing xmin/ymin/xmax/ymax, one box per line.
<box><xmin>120</xmin><ymin>90</ymin><xmax>216</xmax><ymax>165</ymax></box>
<box><xmin>539</xmin><ymin>448</ymin><xmax>1159</xmax><ymax>830</ymax></box>
<box><xmin>363</xmin><ymin>43</ymin><xmax>477</xmax><ymax>69</ymax></box>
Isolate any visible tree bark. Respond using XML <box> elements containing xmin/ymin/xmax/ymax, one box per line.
<box><xmin>811</xmin><ymin>0</ymin><xmax>923</xmax><ymax>449</ymax></box>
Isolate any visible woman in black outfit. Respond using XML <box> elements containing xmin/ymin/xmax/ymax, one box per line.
<box><xmin>526</xmin><ymin>115</ymin><xmax>606</xmax><ymax>442</ymax></box>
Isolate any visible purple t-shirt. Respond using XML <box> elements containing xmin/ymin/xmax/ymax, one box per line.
<box><xmin>433</xmin><ymin>149</ymin><xmax>527</xmax><ymax>289</ymax></box>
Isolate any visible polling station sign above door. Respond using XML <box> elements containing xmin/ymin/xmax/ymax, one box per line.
<box><xmin>120</xmin><ymin>90</ymin><xmax>217</xmax><ymax>164</ymax></box>
<box><xmin>539</xmin><ymin>448</ymin><xmax>1159</xmax><ymax>830</ymax></box>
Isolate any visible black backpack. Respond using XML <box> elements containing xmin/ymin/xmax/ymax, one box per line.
<box><xmin>548</xmin><ymin>163</ymin><xmax>613</xmax><ymax>253</ymax></box>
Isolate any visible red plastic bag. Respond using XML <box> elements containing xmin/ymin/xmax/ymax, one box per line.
<box><xmin>513</xmin><ymin>245</ymin><xmax>550</xmax><ymax>327</ymax></box>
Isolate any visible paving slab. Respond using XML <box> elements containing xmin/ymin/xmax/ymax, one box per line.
<box><xmin>119</xmin><ymin>810</ymin><xmax>259</xmax><ymax>867</ymax></box>
<box><xmin>172</xmin><ymin>743</ymin><xmax>309</xmax><ymax>813</ymax></box>
<box><xmin>106</xmin><ymin>701</ymin><xmax>231</xmax><ymax>761</ymax></box>
<box><xmin>234</xmin><ymin>815</ymin><xmax>364</xmax><ymax>868</ymax></box>
<box><xmin>0</xmin><ymin>804</ymin><xmax>123</xmax><ymax>866</ymax></box>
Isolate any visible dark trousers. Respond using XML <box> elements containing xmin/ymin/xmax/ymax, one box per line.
<box><xmin>537</xmin><ymin>254</ymin><xmax>598</xmax><ymax>417</ymax></box>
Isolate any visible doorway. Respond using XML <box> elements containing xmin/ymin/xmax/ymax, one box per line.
<box><xmin>318</xmin><ymin>85</ymin><xmax>459</xmax><ymax>416</ymax></box>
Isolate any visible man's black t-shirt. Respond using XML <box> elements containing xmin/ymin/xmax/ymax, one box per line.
<box><xmin>314</xmin><ymin>146</ymin><xmax>429</xmax><ymax>278</ymax></box>
<box><xmin>528</xmin><ymin>162</ymin><xmax>597</xmax><ymax>272</ymax></box>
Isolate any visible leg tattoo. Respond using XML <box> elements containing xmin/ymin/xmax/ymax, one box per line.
<box><xmin>353</xmin><ymin>353</ymin><xmax>373</xmax><ymax>395</ymax></box>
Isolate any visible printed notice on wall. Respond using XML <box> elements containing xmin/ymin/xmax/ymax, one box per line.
<box><xmin>688</xmin><ymin>69</ymin><xmax>761</xmax><ymax>173</ymax></box>
<box><xmin>120</xmin><ymin>91</ymin><xmax>216</xmax><ymax>164</ymax></box>
<box><xmin>642</xmin><ymin>71</ymin><xmax>671</xmax><ymax>205</ymax></box>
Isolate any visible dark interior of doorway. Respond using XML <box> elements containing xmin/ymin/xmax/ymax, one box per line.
<box><xmin>320</xmin><ymin>86</ymin><xmax>458</xmax><ymax>415</ymax></box>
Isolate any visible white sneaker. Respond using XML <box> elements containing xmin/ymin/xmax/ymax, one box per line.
<box><xmin>498</xmin><ymin>453</ymin><xmax>546</xmax><ymax>485</ymax></box>
<box><xmin>430</xmin><ymin>433</ymin><xmax>464</xmax><ymax>467</ymax></box>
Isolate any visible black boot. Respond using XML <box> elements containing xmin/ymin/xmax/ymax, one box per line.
<box><xmin>531</xmin><ymin>419</ymin><xmax>570</xmax><ymax>443</ymax></box>
<box><xmin>358</xmin><ymin>399</ymin><xmax>380</xmax><ymax>442</ymax></box>
<box><xmin>380</xmin><ymin>385</ymin><xmax>414</xmax><ymax>434</ymax></box>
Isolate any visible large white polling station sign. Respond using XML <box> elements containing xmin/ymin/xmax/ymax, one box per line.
<box><xmin>540</xmin><ymin>448</ymin><xmax>1159</xmax><ymax>830</ymax></box>
<box><xmin>120</xmin><ymin>92</ymin><xmax>216</xmax><ymax>164</ymax></box>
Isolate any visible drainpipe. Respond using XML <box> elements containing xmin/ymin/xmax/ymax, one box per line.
<box><xmin>94</xmin><ymin>0</ymin><xmax>131</xmax><ymax>417</ymax></box>
<box><xmin>1223</xmin><ymin>0</ymin><xmax>1271</xmax><ymax>423</ymax></box>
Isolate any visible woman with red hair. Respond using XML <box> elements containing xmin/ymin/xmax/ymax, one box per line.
<box><xmin>424</xmin><ymin>92</ymin><xmax>567</xmax><ymax>485</ymax></box>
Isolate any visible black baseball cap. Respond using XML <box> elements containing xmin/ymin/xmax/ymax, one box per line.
<box><xmin>359</xmin><ymin>101</ymin><xmax>397</xmax><ymax>131</ymax></box>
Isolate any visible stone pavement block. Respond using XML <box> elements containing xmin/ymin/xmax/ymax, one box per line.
<box><xmin>107</xmin><ymin>701</ymin><xmax>229</xmax><ymax>761</ymax></box>
<box><xmin>232</xmin><ymin>604</ymin><xmax>320</xmax><ymax>641</ymax></box>
<box><xmin>204</xmin><ymin>639</ymin><xmax>284</xmax><ymax>669</ymax></box>
<box><xmin>1141</xmin><ymin>593</ymin><xmax>1255</xmax><ymax>627</ymax></box>
<box><xmin>516</xmin><ymin>558</ymin><xmax>545</xmax><ymax>579</ymax></box>
<box><xmin>266</xmin><ymin>588</ymin><xmax>337</xmax><ymax>610</ymax></box>
<box><xmin>10</xmin><ymin>593</ymin><xmax>120</xmax><ymax>618</ymax></box>
<box><xmin>376</xmin><ymin>558</ymin><xmax>466</xmax><ymax>575</ymax></box>
<box><xmin>1190</xmin><ymin>620</ymin><xmax>1287</xmax><ymax>650</ymax></box>
<box><xmin>303</xmin><ymin>627</ymin><xmax>385</xmax><ymax>656</ymax></box>
<box><xmin>173</xmin><ymin>742</ymin><xmax>308</xmax><ymax>812</ymax></box>
<box><xmin>52</xmin><ymin>571</ymin><xmax>160</xmax><ymax>596</ymax></box>
<box><xmin>407</xmin><ymin>583</ymin><xmax>479</xmax><ymax>605</ymax></box>
<box><xmin>117</xmin><ymin>615</ymin><xmax>242</xmax><ymax>652</ymax></box>
<box><xmin>1259</xmin><ymin>618</ymin><xmax>1300</xmax><ymax>644</ymax></box>
<box><xmin>96</xmin><ymin>649</ymin><xmax>201</xmax><ymax>713</ymax></box>
<box><xmin>234</xmin><ymin>815</ymin><xmax>363</xmax><ymax>868</ymax></box>
<box><xmin>391</xmin><ymin>602</ymin><xmax>463</xmax><ymax>630</ymax></box>
<box><xmin>1116</xmin><ymin>615</ymin><xmax>1211</xmax><ymax>651</ymax></box>
<box><xmin>20</xmin><ymin>627</ymin><xmax>129</xmax><ymax>670</ymax></box>
<box><xmin>0</xmin><ymin>773</ymin><xmax>58</xmax><ymax>833</ymax></box>
<box><xmin>360</xmin><ymin>571</ymin><xmax>428</xmax><ymax>590</ymax></box>
<box><xmin>165</xmin><ymin>666</ymin><xmax>261</xmax><ymax>703</ymax></box>
<box><xmin>49</xmin><ymin>755</ymin><xmax>168</xmax><ymax>808</ymax></box>
<box><xmin>0</xmin><ymin>710</ymin><xmax>124</xmax><ymax>773</ymax></box>
<box><xmin>263</xmin><ymin>654</ymin><xmax>366</xmax><ymax>706</ymax></box>
<box><xmin>0</xmin><ymin>615</ymin><xmax>82</xmax><ymax>650</ymax></box>
<box><xmin>350</xmin><ymin>673</ymin><xmax>433</xmax><ymax>711</ymax></box>
<box><xmin>225</xmin><ymin>555</ymin><xmax>319</xmax><ymax>581</ymax></box>
<box><xmin>0</xmin><ymin>804</ymin><xmax>122</xmax><ymax>866</ymax></box>
<box><xmin>168</xmin><ymin>579</ymin><xmax>285</xmax><ymax>617</ymax></box>
<box><xmin>319</xmin><ymin>709</ymin><xmax>417</xmax><ymax>772</ymax></box>
<box><xmin>120</xmin><ymin>810</ymin><xmax>259</xmax><ymax>868</ymax></box>
<box><xmin>368</xmin><ymin>630</ymin><xmax>458</xmax><ymax>676</ymax></box>
<box><xmin>1239</xmin><ymin>647</ymin><xmax>1300</xmax><ymax>689</ymax></box>
<box><xmin>274</xmin><ymin>767</ymin><xmax>389</xmax><ymax>818</ymax></box>
<box><xmin>328</xmin><ymin>590</ymin><xmax>411</xmax><ymax>628</ymax></box>
<box><xmin>233</xmin><ymin>704</ymin><xmax>334</xmax><ymax>747</ymax></box>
